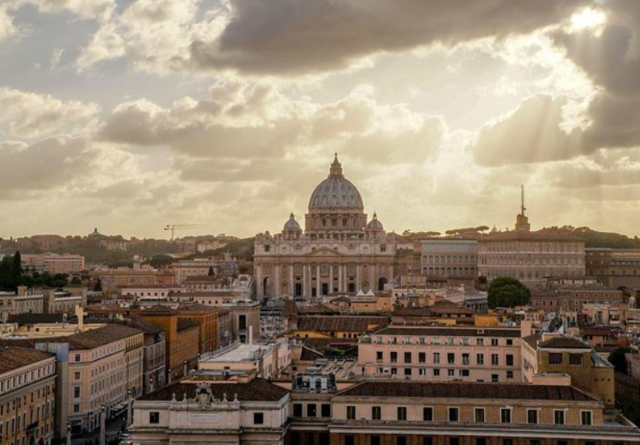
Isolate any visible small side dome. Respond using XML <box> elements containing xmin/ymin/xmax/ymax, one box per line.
<box><xmin>284</xmin><ymin>213</ymin><xmax>301</xmax><ymax>230</ymax></box>
<box><xmin>366</xmin><ymin>212</ymin><xmax>384</xmax><ymax>231</ymax></box>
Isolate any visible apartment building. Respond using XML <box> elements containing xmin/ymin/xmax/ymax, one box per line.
<box><xmin>558</xmin><ymin>287</ymin><xmax>624</xmax><ymax>311</ymax></box>
<box><xmin>358</xmin><ymin>326</ymin><xmax>522</xmax><ymax>383</ymax></box>
<box><xmin>0</xmin><ymin>347</ymin><xmax>57</xmax><ymax>445</ymax></box>
<box><xmin>21</xmin><ymin>253</ymin><xmax>85</xmax><ymax>274</ymax></box>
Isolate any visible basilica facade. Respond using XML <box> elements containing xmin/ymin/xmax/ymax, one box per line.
<box><xmin>254</xmin><ymin>155</ymin><xmax>396</xmax><ymax>299</ymax></box>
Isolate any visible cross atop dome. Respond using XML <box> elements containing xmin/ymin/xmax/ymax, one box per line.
<box><xmin>329</xmin><ymin>152</ymin><xmax>343</xmax><ymax>177</ymax></box>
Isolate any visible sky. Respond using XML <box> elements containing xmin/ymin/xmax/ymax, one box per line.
<box><xmin>1</xmin><ymin>0</ymin><xmax>640</xmax><ymax>240</ymax></box>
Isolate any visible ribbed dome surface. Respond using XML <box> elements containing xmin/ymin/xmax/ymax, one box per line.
<box><xmin>309</xmin><ymin>176</ymin><xmax>364</xmax><ymax>209</ymax></box>
<box><xmin>284</xmin><ymin>213</ymin><xmax>301</xmax><ymax>230</ymax></box>
<box><xmin>308</xmin><ymin>154</ymin><xmax>364</xmax><ymax>210</ymax></box>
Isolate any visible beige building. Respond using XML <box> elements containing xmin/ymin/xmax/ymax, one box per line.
<box><xmin>131</xmin><ymin>377</ymin><xmax>290</xmax><ymax>445</ymax></box>
<box><xmin>421</xmin><ymin>239</ymin><xmax>478</xmax><ymax>279</ymax></box>
<box><xmin>22</xmin><ymin>253</ymin><xmax>85</xmax><ymax>275</ymax></box>
<box><xmin>9</xmin><ymin>324</ymin><xmax>145</xmax><ymax>434</ymax></box>
<box><xmin>358</xmin><ymin>326</ymin><xmax>522</xmax><ymax>382</ymax></box>
<box><xmin>0</xmin><ymin>347</ymin><xmax>57</xmax><ymax>445</ymax></box>
<box><xmin>478</xmin><ymin>199</ymin><xmax>585</xmax><ymax>290</ymax></box>
<box><xmin>255</xmin><ymin>155</ymin><xmax>396</xmax><ymax>299</ymax></box>
<box><xmin>0</xmin><ymin>288</ymin><xmax>45</xmax><ymax>320</ymax></box>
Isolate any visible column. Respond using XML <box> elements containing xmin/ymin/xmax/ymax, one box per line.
<box><xmin>338</xmin><ymin>264</ymin><xmax>343</xmax><ymax>293</ymax></box>
<box><xmin>255</xmin><ymin>265</ymin><xmax>263</xmax><ymax>298</ymax></box>
<box><xmin>329</xmin><ymin>264</ymin><xmax>334</xmax><ymax>293</ymax></box>
<box><xmin>356</xmin><ymin>266</ymin><xmax>361</xmax><ymax>292</ymax></box>
<box><xmin>274</xmin><ymin>264</ymin><xmax>280</xmax><ymax>298</ymax></box>
<box><xmin>302</xmin><ymin>264</ymin><xmax>308</xmax><ymax>297</ymax></box>
<box><xmin>290</xmin><ymin>265</ymin><xmax>294</xmax><ymax>296</ymax></box>
<box><xmin>315</xmin><ymin>264</ymin><xmax>321</xmax><ymax>296</ymax></box>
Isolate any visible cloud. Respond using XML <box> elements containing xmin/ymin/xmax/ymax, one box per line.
<box><xmin>101</xmin><ymin>81</ymin><xmax>444</xmax><ymax>165</ymax></box>
<box><xmin>188</xmin><ymin>0</ymin><xmax>589</xmax><ymax>76</ymax></box>
<box><xmin>471</xmin><ymin>94</ymin><xmax>583</xmax><ymax>166</ymax></box>
<box><xmin>0</xmin><ymin>87</ymin><xmax>99</xmax><ymax>138</ymax></box>
<box><xmin>0</xmin><ymin>137</ymin><xmax>93</xmax><ymax>193</ymax></box>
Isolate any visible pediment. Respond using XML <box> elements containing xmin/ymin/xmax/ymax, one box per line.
<box><xmin>309</xmin><ymin>247</ymin><xmax>343</xmax><ymax>256</ymax></box>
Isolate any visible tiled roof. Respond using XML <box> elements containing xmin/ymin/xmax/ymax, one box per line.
<box><xmin>392</xmin><ymin>307</ymin><xmax>431</xmax><ymax>317</ymax></box>
<box><xmin>299</xmin><ymin>304</ymin><xmax>340</xmax><ymax>315</ymax></box>
<box><xmin>1</xmin><ymin>325</ymin><xmax>143</xmax><ymax>351</ymax></box>
<box><xmin>539</xmin><ymin>336</ymin><xmax>590</xmax><ymax>349</ymax></box>
<box><xmin>176</xmin><ymin>303</ymin><xmax>218</xmax><ymax>313</ymax></box>
<box><xmin>137</xmin><ymin>378</ymin><xmax>289</xmax><ymax>402</ymax></box>
<box><xmin>141</xmin><ymin>305</ymin><xmax>178</xmax><ymax>316</ymax></box>
<box><xmin>297</xmin><ymin>316</ymin><xmax>389</xmax><ymax>333</ymax></box>
<box><xmin>0</xmin><ymin>347</ymin><xmax>54</xmax><ymax>373</ymax></box>
<box><xmin>125</xmin><ymin>318</ymin><xmax>166</xmax><ymax>335</ymax></box>
<box><xmin>337</xmin><ymin>381</ymin><xmax>597</xmax><ymax>402</ymax></box>
<box><xmin>9</xmin><ymin>313</ymin><xmax>64</xmax><ymax>324</ymax></box>
<box><xmin>373</xmin><ymin>326</ymin><xmax>520</xmax><ymax>338</ymax></box>
<box><xmin>177</xmin><ymin>319</ymin><xmax>199</xmax><ymax>332</ymax></box>
<box><xmin>299</xmin><ymin>345</ymin><xmax>325</xmax><ymax>361</ymax></box>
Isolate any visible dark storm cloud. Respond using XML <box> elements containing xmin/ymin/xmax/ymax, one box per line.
<box><xmin>472</xmin><ymin>0</ymin><xmax>640</xmax><ymax>166</ymax></box>
<box><xmin>189</xmin><ymin>0</ymin><xmax>589</xmax><ymax>75</ymax></box>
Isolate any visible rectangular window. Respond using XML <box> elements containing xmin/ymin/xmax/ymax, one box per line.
<box><xmin>570</xmin><ymin>354</ymin><xmax>583</xmax><ymax>365</ymax></box>
<box><xmin>491</xmin><ymin>354</ymin><xmax>499</xmax><ymax>365</ymax></box>
<box><xmin>404</xmin><ymin>352</ymin><xmax>412</xmax><ymax>363</ymax></box>
<box><xmin>347</xmin><ymin>406</ymin><xmax>356</xmax><ymax>420</ymax></box>
<box><xmin>462</xmin><ymin>353</ymin><xmax>470</xmax><ymax>365</ymax></box>
<box><xmin>404</xmin><ymin>368</ymin><xmax>411</xmax><ymax>377</ymax></box>
<box><xmin>491</xmin><ymin>339</ymin><xmax>499</xmax><ymax>346</ymax></box>
<box><xmin>448</xmin><ymin>369</ymin><xmax>455</xmax><ymax>377</ymax></box>
<box><xmin>477</xmin><ymin>338</ymin><xmax>484</xmax><ymax>345</ymax></box>
<box><xmin>433</xmin><ymin>353</ymin><xmax>440</xmax><ymax>364</ymax></box>
<box><xmin>397</xmin><ymin>407</ymin><xmax>407</xmax><ymax>421</ymax></box>
<box><xmin>149</xmin><ymin>412</ymin><xmax>159</xmax><ymax>424</ymax></box>
<box><xmin>321</xmin><ymin>404</ymin><xmax>331</xmax><ymax>418</ymax></box>
<box><xmin>461</xmin><ymin>369</ymin><xmax>470</xmax><ymax>377</ymax></box>
<box><xmin>506</xmin><ymin>355</ymin><xmax>514</xmax><ymax>366</ymax></box>
<box><xmin>501</xmin><ymin>409</ymin><xmax>511</xmax><ymax>423</ymax></box>
<box><xmin>345</xmin><ymin>436</ymin><xmax>355</xmax><ymax>445</ymax></box>
<box><xmin>527</xmin><ymin>410</ymin><xmax>538</xmax><ymax>424</ymax></box>
<box><xmin>549</xmin><ymin>353</ymin><xmax>563</xmax><ymax>365</ymax></box>
<box><xmin>506</xmin><ymin>370</ymin><xmax>514</xmax><ymax>379</ymax></box>
<box><xmin>376</xmin><ymin>351</ymin><xmax>383</xmax><ymax>361</ymax></box>
<box><xmin>423</xmin><ymin>407</ymin><xmax>433</xmax><ymax>421</ymax></box>
<box><xmin>477</xmin><ymin>354</ymin><xmax>484</xmax><ymax>365</ymax></box>
<box><xmin>74</xmin><ymin>372</ymin><xmax>80</xmax><ymax>380</ymax></box>
<box><xmin>474</xmin><ymin>408</ymin><xmax>485</xmax><ymax>423</ymax></box>
<box><xmin>434</xmin><ymin>369</ymin><xmax>440</xmax><ymax>376</ymax></box>
<box><xmin>253</xmin><ymin>412</ymin><xmax>264</xmax><ymax>425</ymax></box>
<box><xmin>307</xmin><ymin>404</ymin><xmax>317</xmax><ymax>418</ymax></box>
<box><xmin>391</xmin><ymin>352</ymin><xmax>398</xmax><ymax>363</ymax></box>
<box><xmin>554</xmin><ymin>410</ymin><xmax>565</xmax><ymax>425</ymax></box>
<box><xmin>419</xmin><ymin>352</ymin><xmax>426</xmax><ymax>363</ymax></box>
<box><xmin>449</xmin><ymin>407</ymin><xmax>459</xmax><ymax>422</ymax></box>
<box><xmin>447</xmin><ymin>353</ymin><xmax>455</xmax><ymax>364</ymax></box>
<box><xmin>492</xmin><ymin>374</ymin><xmax>499</xmax><ymax>382</ymax></box>
<box><xmin>372</xmin><ymin>406</ymin><xmax>381</xmax><ymax>420</ymax></box>
<box><xmin>74</xmin><ymin>354</ymin><xmax>80</xmax><ymax>362</ymax></box>
<box><xmin>506</xmin><ymin>339</ymin><xmax>513</xmax><ymax>346</ymax></box>
<box><xmin>73</xmin><ymin>387</ymin><xmax>80</xmax><ymax>398</ymax></box>
<box><xmin>581</xmin><ymin>411</ymin><xmax>592</xmax><ymax>426</ymax></box>
<box><xmin>293</xmin><ymin>403</ymin><xmax>302</xmax><ymax>417</ymax></box>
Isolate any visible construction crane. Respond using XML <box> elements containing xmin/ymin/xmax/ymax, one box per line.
<box><xmin>164</xmin><ymin>224</ymin><xmax>204</xmax><ymax>241</ymax></box>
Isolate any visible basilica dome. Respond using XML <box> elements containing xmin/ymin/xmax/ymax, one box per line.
<box><xmin>284</xmin><ymin>213</ymin><xmax>301</xmax><ymax>230</ymax></box>
<box><xmin>308</xmin><ymin>154</ymin><xmax>364</xmax><ymax>210</ymax></box>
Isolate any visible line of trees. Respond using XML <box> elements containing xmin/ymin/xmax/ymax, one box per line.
<box><xmin>0</xmin><ymin>252</ymin><xmax>69</xmax><ymax>291</ymax></box>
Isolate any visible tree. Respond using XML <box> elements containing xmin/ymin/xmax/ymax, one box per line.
<box><xmin>147</xmin><ymin>254</ymin><xmax>174</xmax><ymax>269</ymax></box>
<box><xmin>11</xmin><ymin>251</ymin><xmax>21</xmax><ymax>285</ymax></box>
<box><xmin>488</xmin><ymin>277</ymin><xmax>531</xmax><ymax>309</ymax></box>
<box><xmin>608</xmin><ymin>347</ymin><xmax>633</xmax><ymax>374</ymax></box>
